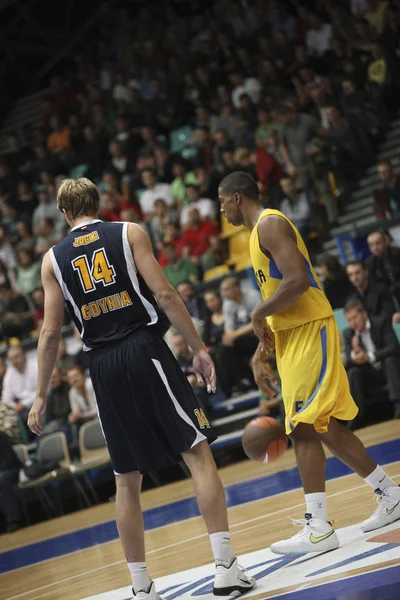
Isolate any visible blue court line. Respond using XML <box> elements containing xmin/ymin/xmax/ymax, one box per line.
<box><xmin>276</xmin><ymin>564</ymin><xmax>400</xmax><ymax>600</ymax></box>
<box><xmin>0</xmin><ymin>438</ymin><xmax>399</xmax><ymax>574</ymax></box>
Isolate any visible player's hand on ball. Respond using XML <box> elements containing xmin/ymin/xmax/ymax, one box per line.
<box><xmin>252</xmin><ymin>355</ymin><xmax>277</xmax><ymax>399</ymax></box>
<box><xmin>28</xmin><ymin>395</ymin><xmax>46</xmax><ymax>436</ymax></box>
<box><xmin>192</xmin><ymin>349</ymin><xmax>217</xmax><ymax>394</ymax></box>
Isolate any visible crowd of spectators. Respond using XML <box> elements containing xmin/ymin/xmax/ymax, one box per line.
<box><xmin>2</xmin><ymin>0</ymin><xmax>400</xmax><ymax>530</ymax></box>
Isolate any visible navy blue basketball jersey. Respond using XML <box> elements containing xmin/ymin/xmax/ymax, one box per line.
<box><xmin>51</xmin><ymin>219</ymin><xmax>169</xmax><ymax>350</ymax></box>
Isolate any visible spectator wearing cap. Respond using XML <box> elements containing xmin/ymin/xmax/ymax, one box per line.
<box><xmin>139</xmin><ymin>168</ymin><xmax>174</xmax><ymax>220</ymax></box>
<box><xmin>374</xmin><ymin>160</ymin><xmax>400</xmax><ymax>218</ymax></box>
<box><xmin>346</xmin><ymin>260</ymin><xmax>400</xmax><ymax>324</ymax></box>
<box><xmin>343</xmin><ymin>300</ymin><xmax>400</xmax><ymax>426</ymax></box>
<box><xmin>366</xmin><ymin>230</ymin><xmax>400</xmax><ymax>305</ymax></box>
<box><xmin>179</xmin><ymin>184</ymin><xmax>216</xmax><ymax>229</ymax></box>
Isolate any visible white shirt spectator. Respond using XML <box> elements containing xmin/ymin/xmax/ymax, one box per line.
<box><xmin>2</xmin><ymin>358</ymin><xmax>37</xmax><ymax>409</ymax></box>
<box><xmin>280</xmin><ymin>192</ymin><xmax>311</xmax><ymax>229</ymax></box>
<box><xmin>0</xmin><ymin>242</ymin><xmax>17</xmax><ymax>272</ymax></box>
<box><xmin>69</xmin><ymin>377</ymin><xmax>97</xmax><ymax>419</ymax></box>
<box><xmin>223</xmin><ymin>289</ymin><xmax>261</xmax><ymax>331</ymax></box>
<box><xmin>139</xmin><ymin>183</ymin><xmax>174</xmax><ymax>215</ymax></box>
<box><xmin>180</xmin><ymin>199</ymin><xmax>216</xmax><ymax>228</ymax></box>
<box><xmin>306</xmin><ymin>23</ymin><xmax>332</xmax><ymax>56</ymax></box>
<box><xmin>232</xmin><ymin>78</ymin><xmax>262</xmax><ymax>108</ymax></box>
<box><xmin>351</xmin><ymin>319</ymin><xmax>378</xmax><ymax>364</ymax></box>
<box><xmin>113</xmin><ymin>83</ymin><xmax>130</xmax><ymax>103</ymax></box>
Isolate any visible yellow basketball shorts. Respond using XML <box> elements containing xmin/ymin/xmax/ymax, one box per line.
<box><xmin>274</xmin><ymin>316</ymin><xmax>358</xmax><ymax>435</ymax></box>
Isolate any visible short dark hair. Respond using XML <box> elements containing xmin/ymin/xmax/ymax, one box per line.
<box><xmin>346</xmin><ymin>260</ymin><xmax>365</xmax><ymax>270</ymax></box>
<box><xmin>219</xmin><ymin>171</ymin><xmax>259</xmax><ymax>202</ymax></box>
<box><xmin>344</xmin><ymin>300</ymin><xmax>365</xmax><ymax>314</ymax></box>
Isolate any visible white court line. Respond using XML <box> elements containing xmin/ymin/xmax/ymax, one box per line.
<box><xmin>5</xmin><ymin>468</ymin><xmax>400</xmax><ymax>600</ymax></box>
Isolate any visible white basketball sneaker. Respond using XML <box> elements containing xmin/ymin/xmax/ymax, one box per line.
<box><xmin>270</xmin><ymin>514</ymin><xmax>339</xmax><ymax>555</ymax></box>
<box><xmin>133</xmin><ymin>581</ymin><xmax>163</xmax><ymax>600</ymax></box>
<box><xmin>213</xmin><ymin>557</ymin><xmax>256</xmax><ymax>597</ymax></box>
<box><xmin>361</xmin><ymin>486</ymin><xmax>400</xmax><ymax>533</ymax></box>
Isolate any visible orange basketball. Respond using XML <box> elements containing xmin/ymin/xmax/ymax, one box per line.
<box><xmin>242</xmin><ymin>416</ymin><xmax>288</xmax><ymax>463</ymax></box>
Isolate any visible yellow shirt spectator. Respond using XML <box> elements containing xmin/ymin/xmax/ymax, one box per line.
<box><xmin>368</xmin><ymin>58</ymin><xmax>386</xmax><ymax>84</ymax></box>
<box><xmin>364</xmin><ymin>0</ymin><xmax>388</xmax><ymax>34</ymax></box>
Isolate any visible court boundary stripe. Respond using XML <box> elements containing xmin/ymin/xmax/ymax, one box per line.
<box><xmin>3</xmin><ymin>437</ymin><xmax>399</xmax><ymax>572</ymax></box>
<box><xmin>265</xmin><ymin>563</ymin><xmax>400</xmax><ymax>600</ymax></box>
<box><xmin>4</xmin><ymin>469</ymin><xmax>400</xmax><ymax>599</ymax></box>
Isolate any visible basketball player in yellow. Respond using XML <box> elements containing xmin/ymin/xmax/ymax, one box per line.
<box><xmin>219</xmin><ymin>172</ymin><xmax>400</xmax><ymax>555</ymax></box>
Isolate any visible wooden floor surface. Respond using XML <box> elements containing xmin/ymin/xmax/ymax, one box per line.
<box><xmin>1</xmin><ymin>421</ymin><xmax>399</xmax><ymax>600</ymax></box>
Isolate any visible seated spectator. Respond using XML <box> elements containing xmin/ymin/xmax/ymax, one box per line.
<box><xmin>15</xmin><ymin>220</ymin><xmax>36</xmax><ymax>255</ymax></box>
<box><xmin>47</xmin><ymin>115</ymin><xmax>70</xmax><ymax>155</ymax></box>
<box><xmin>180</xmin><ymin>185</ymin><xmax>216</xmax><ymax>229</ymax></box>
<box><xmin>277</xmin><ymin>105</ymin><xmax>322</xmax><ymax>187</ymax></box>
<box><xmin>100</xmin><ymin>192</ymin><xmax>133</xmax><ymax>222</ymax></box>
<box><xmin>220</xmin><ymin>277</ymin><xmax>260</xmax><ymax>362</ymax></box>
<box><xmin>170</xmin><ymin>160</ymin><xmax>198</xmax><ymax>207</ymax></box>
<box><xmin>306</xmin><ymin>11</ymin><xmax>333</xmax><ymax>57</ymax></box>
<box><xmin>157</xmin><ymin>223</ymin><xmax>181</xmax><ymax>268</ymax></box>
<box><xmin>0</xmin><ymin>285</ymin><xmax>33</xmax><ymax>341</ymax></box>
<box><xmin>279</xmin><ymin>176</ymin><xmax>314</xmax><ymax>239</ymax></box>
<box><xmin>176</xmin><ymin>280</ymin><xmax>208</xmax><ymax>322</ymax></box>
<box><xmin>32</xmin><ymin>287</ymin><xmax>45</xmax><ymax>332</ymax></box>
<box><xmin>66</xmin><ymin>366</ymin><xmax>97</xmax><ymax>443</ymax></box>
<box><xmin>229</xmin><ymin>70</ymin><xmax>263</xmax><ymax>109</ymax></box>
<box><xmin>255</xmin><ymin>107</ymin><xmax>281</xmax><ymax>150</ymax></box>
<box><xmin>202</xmin><ymin>289</ymin><xmax>254</xmax><ymax>397</ymax></box>
<box><xmin>346</xmin><ymin>260</ymin><xmax>400</xmax><ymax>324</ymax></box>
<box><xmin>316</xmin><ymin>253</ymin><xmax>355</xmax><ymax>309</ymax></box>
<box><xmin>366</xmin><ymin>230</ymin><xmax>400</xmax><ymax>304</ymax></box>
<box><xmin>139</xmin><ymin>168</ymin><xmax>174</xmax><ymax>219</ymax></box>
<box><xmin>15</xmin><ymin>182</ymin><xmax>38</xmax><ymax>219</ymax></box>
<box><xmin>374</xmin><ymin>160</ymin><xmax>400</xmax><ymax>219</ymax></box>
<box><xmin>42</xmin><ymin>367</ymin><xmax>71</xmax><ymax>436</ymax></box>
<box><xmin>16</xmin><ymin>250</ymin><xmax>41</xmax><ymax>295</ymax></box>
<box><xmin>149</xmin><ymin>199</ymin><xmax>172</xmax><ymax>250</ymax></box>
<box><xmin>343</xmin><ymin>300</ymin><xmax>400</xmax><ymax>426</ymax></box>
<box><xmin>107</xmin><ymin>141</ymin><xmax>134</xmax><ymax>180</ymax></box>
<box><xmin>80</xmin><ymin>125</ymin><xmax>107</xmax><ymax>180</ymax></box>
<box><xmin>364</xmin><ymin>0</ymin><xmax>389</xmax><ymax>35</ymax></box>
<box><xmin>56</xmin><ymin>338</ymin><xmax>76</xmax><ymax>373</ymax></box>
<box><xmin>0</xmin><ymin>224</ymin><xmax>17</xmax><ymax>274</ymax></box>
<box><xmin>0</xmin><ymin>259</ymin><xmax>16</xmax><ymax>290</ymax></box>
<box><xmin>35</xmin><ymin>218</ymin><xmax>58</xmax><ymax>256</ymax></box>
<box><xmin>32</xmin><ymin>187</ymin><xmax>65</xmax><ymax>238</ymax></box>
<box><xmin>171</xmin><ymin>334</ymin><xmax>209</xmax><ymax>412</ymax></box>
<box><xmin>212</xmin><ymin>130</ymin><xmax>235</xmax><ymax>173</ymax></box>
<box><xmin>368</xmin><ymin>39</ymin><xmax>387</xmax><ymax>86</ymax></box>
<box><xmin>2</xmin><ymin>345</ymin><xmax>37</xmax><ymax>420</ymax></box>
<box><xmin>162</xmin><ymin>243</ymin><xmax>198</xmax><ymax>288</ymax></box>
<box><xmin>179</xmin><ymin>208</ymin><xmax>221</xmax><ymax>271</ymax></box>
<box><xmin>0</xmin><ymin>431</ymin><xmax>23</xmax><ymax>532</ymax></box>
<box><xmin>0</xmin><ymin>399</ymin><xmax>21</xmax><ymax>443</ymax></box>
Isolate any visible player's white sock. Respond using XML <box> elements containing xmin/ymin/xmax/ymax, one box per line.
<box><xmin>305</xmin><ymin>492</ymin><xmax>329</xmax><ymax>522</ymax></box>
<box><xmin>364</xmin><ymin>466</ymin><xmax>397</xmax><ymax>491</ymax></box>
<box><xmin>128</xmin><ymin>562</ymin><xmax>151</xmax><ymax>593</ymax></box>
<box><xmin>209</xmin><ymin>531</ymin><xmax>235</xmax><ymax>567</ymax></box>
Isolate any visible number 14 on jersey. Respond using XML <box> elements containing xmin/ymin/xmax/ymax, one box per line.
<box><xmin>72</xmin><ymin>248</ymin><xmax>116</xmax><ymax>293</ymax></box>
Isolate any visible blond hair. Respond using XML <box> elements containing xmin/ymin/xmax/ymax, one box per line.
<box><xmin>57</xmin><ymin>178</ymin><xmax>100</xmax><ymax>220</ymax></box>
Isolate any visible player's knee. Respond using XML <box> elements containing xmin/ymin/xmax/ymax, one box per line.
<box><xmin>115</xmin><ymin>471</ymin><xmax>142</xmax><ymax>492</ymax></box>
<box><xmin>182</xmin><ymin>440</ymin><xmax>216</xmax><ymax>472</ymax></box>
<box><xmin>290</xmin><ymin>422</ymin><xmax>318</xmax><ymax>442</ymax></box>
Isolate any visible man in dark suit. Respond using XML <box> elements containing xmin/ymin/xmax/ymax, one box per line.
<box><xmin>366</xmin><ymin>230</ymin><xmax>400</xmax><ymax>307</ymax></box>
<box><xmin>346</xmin><ymin>260</ymin><xmax>399</xmax><ymax>325</ymax></box>
<box><xmin>343</xmin><ymin>300</ymin><xmax>400</xmax><ymax>427</ymax></box>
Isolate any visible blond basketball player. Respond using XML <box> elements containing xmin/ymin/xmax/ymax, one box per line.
<box><xmin>219</xmin><ymin>171</ymin><xmax>400</xmax><ymax>555</ymax></box>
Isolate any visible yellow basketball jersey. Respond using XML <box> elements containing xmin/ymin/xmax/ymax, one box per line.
<box><xmin>249</xmin><ymin>209</ymin><xmax>333</xmax><ymax>331</ymax></box>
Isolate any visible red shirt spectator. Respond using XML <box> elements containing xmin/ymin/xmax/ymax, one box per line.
<box><xmin>101</xmin><ymin>193</ymin><xmax>138</xmax><ymax>222</ymax></box>
<box><xmin>254</xmin><ymin>149</ymin><xmax>284</xmax><ymax>190</ymax></box>
<box><xmin>178</xmin><ymin>209</ymin><xmax>219</xmax><ymax>257</ymax></box>
<box><xmin>157</xmin><ymin>223</ymin><xmax>182</xmax><ymax>267</ymax></box>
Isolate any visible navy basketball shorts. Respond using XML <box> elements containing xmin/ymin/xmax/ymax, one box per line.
<box><xmin>87</xmin><ymin>329</ymin><xmax>217</xmax><ymax>475</ymax></box>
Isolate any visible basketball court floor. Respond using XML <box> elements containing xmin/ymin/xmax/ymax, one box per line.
<box><xmin>1</xmin><ymin>420</ymin><xmax>399</xmax><ymax>600</ymax></box>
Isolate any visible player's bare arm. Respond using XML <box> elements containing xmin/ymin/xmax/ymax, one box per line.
<box><xmin>127</xmin><ymin>223</ymin><xmax>216</xmax><ymax>393</ymax></box>
<box><xmin>28</xmin><ymin>252</ymin><xmax>65</xmax><ymax>435</ymax></box>
<box><xmin>251</xmin><ymin>215</ymin><xmax>309</xmax><ymax>341</ymax></box>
